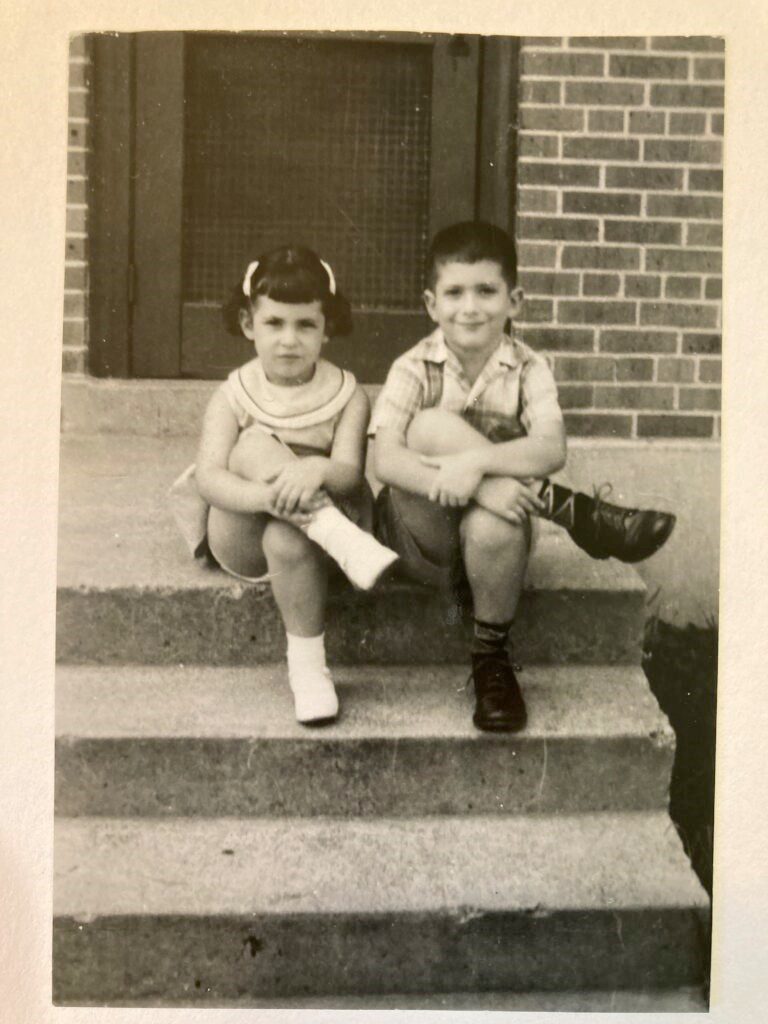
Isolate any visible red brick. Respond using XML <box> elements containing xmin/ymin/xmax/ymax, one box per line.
<box><xmin>583</xmin><ymin>273</ymin><xmax>621</xmax><ymax>296</ymax></box>
<box><xmin>565</xmin><ymin>81</ymin><xmax>645</xmax><ymax>105</ymax></box>
<box><xmin>645</xmin><ymin>249</ymin><xmax>721</xmax><ymax>273</ymax></box>
<box><xmin>688</xmin><ymin>169</ymin><xmax>723</xmax><ymax>192</ymax></box>
<box><xmin>694</xmin><ymin>58</ymin><xmax>725</xmax><ymax>80</ymax></box>
<box><xmin>649</xmin><ymin>84</ymin><xmax>724</xmax><ymax>108</ymax></box>
<box><xmin>519</xmin><ymin>163</ymin><xmax>600</xmax><ymax>187</ymax></box>
<box><xmin>523</xmin><ymin>328</ymin><xmax>595</xmax><ymax>352</ymax></box>
<box><xmin>521</xmin><ymin>81</ymin><xmax>562</xmax><ymax>104</ymax></box>
<box><xmin>711</xmin><ymin>113</ymin><xmax>724</xmax><ymax>135</ymax></box>
<box><xmin>587</xmin><ymin>110</ymin><xmax>625</xmax><ymax>132</ymax></box>
<box><xmin>519</xmin><ymin>134</ymin><xmax>559</xmax><ymax>158</ymax></box>
<box><xmin>605</xmin><ymin>220</ymin><xmax>681</xmax><ymax>245</ymax></box>
<box><xmin>600</xmin><ymin>329</ymin><xmax>677</xmax><ymax>354</ymax></box>
<box><xmin>687</xmin><ymin>223</ymin><xmax>722</xmax><ymax>247</ymax></box>
<box><xmin>558</xmin><ymin>384</ymin><xmax>594</xmax><ymax>408</ymax></box>
<box><xmin>682</xmin><ymin>333</ymin><xmax>721</xmax><ymax>355</ymax></box>
<box><xmin>63</xmin><ymin>320</ymin><xmax>86</xmax><ymax>346</ymax></box>
<box><xmin>609</xmin><ymin>54</ymin><xmax>688</xmax><ymax>78</ymax></box>
<box><xmin>647</xmin><ymin>195</ymin><xmax>722</xmax><ymax>220</ymax></box>
<box><xmin>67</xmin><ymin>178</ymin><xmax>87</xmax><ymax>204</ymax></box>
<box><xmin>668</xmin><ymin>112</ymin><xmax>707</xmax><ymax>135</ymax></box>
<box><xmin>563</xmin><ymin>136</ymin><xmax>640</xmax><ymax>161</ymax></box>
<box><xmin>522</xmin><ymin>37</ymin><xmax>564</xmax><ymax>47</ymax></box>
<box><xmin>522</xmin><ymin>52</ymin><xmax>605</xmax><ymax>77</ymax></box>
<box><xmin>562</xmin><ymin>246</ymin><xmax>640</xmax><ymax>270</ymax></box>
<box><xmin>518</xmin><ymin>217</ymin><xmax>599</xmax><ymax>241</ymax></box>
<box><xmin>596</xmin><ymin>385</ymin><xmax>674</xmax><ymax>410</ymax></box>
<box><xmin>565</xmin><ymin>413</ymin><xmax>633</xmax><ymax>437</ymax></box>
<box><xmin>65</xmin><ymin>237</ymin><xmax>86</xmax><ymax>260</ymax></box>
<box><xmin>658</xmin><ymin>357</ymin><xmax>695</xmax><ymax>383</ymax></box>
<box><xmin>705</xmin><ymin>277</ymin><xmax>722</xmax><ymax>300</ymax></box>
<box><xmin>638</xmin><ymin>414</ymin><xmax>714</xmax><ymax>437</ymax></box>
<box><xmin>665</xmin><ymin>276</ymin><xmax>702</xmax><ymax>299</ymax></box>
<box><xmin>520</xmin><ymin>298</ymin><xmax>555</xmax><ymax>323</ymax></box>
<box><xmin>679</xmin><ymin>387</ymin><xmax>720</xmax><ymax>411</ymax></box>
<box><xmin>64</xmin><ymin>265</ymin><xmax>87</xmax><ymax>289</ymax></box>
<box><xmin>67</xmin><ymin>151</ymin><xmax>87</xmax><ymax>176</ymax></box>
<box><xmin>520</xmin><ymin>106</ymin><xmax>584</xmax><ymax>131</ymax></box>
<box><xmin>62</xmin><ymin>347</ymin><xmax>87</xmax><ymax>374</ymax></box>
<box><xmin>69</xmin><ymin>34</ymin><xmax>87</xmax><ymax>57</ymax></box>
<box><xmin>68</xmin><ymin>122</ymin><xmax>89</xmax><ymax>148</ymax></box>
<box><xmin>517</xmin><ymin>243</ymin><xmax>558</xmax><ymax>268</ymax></box>
<box><xmin>615</xmin><ymin>358</ymin><xmax>654</xmax><ymax>382</ymax></box>
<box><xmin>519</xmin><ymin>271</ymin><xmax>580</xmax><ymax>296</ymax></box>
<box><xmin>563</xmin><ymin>191</ymin><xmax>641</xmax><ymax>216</ymax></box>
<box><xmin>641</xmin><ymin>302</ymin><xmax>717</xmax><ymax>329</ymax></box>
<box><xmin>518</xmin><ymin>188</ymin><xmax>559</xmax><ymax>214</ymax></box>
<box><xmin>568</xmin><ymin>37</ymin><xmax>648</xmax><ymax>49</ymax></box>
<box><xmin>625</xmin><ymin>275</ymin><xmax>661</xmax><ymax>298</ymax></box>
<box><xmin>650</xmin><ymin>37</ymin><xmax>724</xmax><ymax>52</ymax></box>
<box><xmin>63</xmin><ymin>292</ymin><xmax>85</xmax><ymax>317</ymax></box>
<box><xmin>68</xmin><ymin>90</ymin><xmax>87</xmax><ymax>118</ymax></box>
<box><xmin>66</xmin><ymin>207</ymin><xmax>87</xmax><ymax>233</ymax></box>
<box><xmin>558</xmin><ymin>300</ymin><xmax>636</xmax><ymax>325</ymax></box>
<box><xmin>628</xmin><ymin>111</ymin><xmax>665</xmax><ymax>135</ymax></box>
<box><xmin>698</xmin><ymin>359</ymin><xmax>721</xmax><ymax>383</ymax></box>
<box><xmin>68</xmin><ymin>60</ymin><xmax>90</xmax><ymax>88</ymax></box>
<box><xmin>554</xmin><ymin>356</ymin><xmax>616</xmax><ymax>381</ymax></box>
<box><xmin>644</xmin><ymin>138</ymin><xmax>722</xmax><ymax>164</ymax></box>
<box><xmin>606</xmin><ymin>166</ymin><xmax>683</xmax><ymax>190</ymax></box>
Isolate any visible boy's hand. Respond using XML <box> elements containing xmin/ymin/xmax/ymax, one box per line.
<box><xmin>420</xmin><ymin>451</ymin><xmax>485</xmax><ymax>507</ymax></box>
<box><xmin>475</xmin><ymin>476</ymin><xmax>545</xmax><ymax>524</ymax></box>
<box><xmin>266</xmin><ymin>458</ymin><xmax>328</xmax><ymax>515</ymax></box>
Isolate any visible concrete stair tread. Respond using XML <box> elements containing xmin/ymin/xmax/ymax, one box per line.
<box><xmin>54</xmin><ymin>810</ymin><xmax>707</xmax><ymax>917</ymax></box>
<box><xmin>58</xmin><ymin>433</ymin><xmax>644</xmax><ymax>595</ymax></box>
<box><xmin>57</xmin><ymin>663</ymin><xmax>670</xmax><ymax>742</ymax></box>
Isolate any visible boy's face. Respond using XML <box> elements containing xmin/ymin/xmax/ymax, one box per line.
<box><xmin>424</xmin><ymin>260</ymin><xmax>523</xmax><ymax>361</ymax></box>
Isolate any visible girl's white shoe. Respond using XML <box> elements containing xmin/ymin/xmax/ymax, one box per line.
<box><xmin>288</xmin><ymin>666</ymin><xmax>339</xmax><ymax>724</ymax></box>
<box><xmin>304</xmin><ymin>505</ymin><xmax>398</xmax><ymax>590</ymax></box>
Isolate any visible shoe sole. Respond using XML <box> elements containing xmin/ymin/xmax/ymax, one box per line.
<box><xmin>472</xmin><ymin>715</ymin><xmax>528</xmax><ymax>734</ymax></box>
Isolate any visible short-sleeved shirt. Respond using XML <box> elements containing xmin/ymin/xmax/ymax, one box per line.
<box><xmin>370</xmin><ymin>328</ymin><xmax>563</xmax><ymax>444</ymax></box>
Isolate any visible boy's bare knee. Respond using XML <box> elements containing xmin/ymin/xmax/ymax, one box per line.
<box><xmin>262</xmin><ymin>520</ymin><xmax>313</xmax><ymax>566</ymax></box>
<box><xmin>461</xmin><ymin>505</ymin><xmax>528</xmax><ymax>552</ymax></box>
<box><xmin>406</xmin><ymin>408</ymin><xmax>481</xmax><ymax>455</ymax></box>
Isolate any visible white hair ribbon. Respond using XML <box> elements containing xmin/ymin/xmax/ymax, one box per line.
<box><xmin>242</xmin><ymin>260</ymin><xmax>259</xmax><ymax>297</ymax></box>
<box><xmin>320</xmin><ymin>259</ymin><xmax>337</xmax><ymax>295</ymax></box>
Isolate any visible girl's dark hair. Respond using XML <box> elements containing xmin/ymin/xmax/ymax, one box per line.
<box><xmin>425</xmin><ymin>221</ymin><xmax>518</xmax><ymax>290</ymax></box>
<box><xmin>222</xmin><ymin>245</ymin><xmax>353</xmax><ymax>337</ymax></box>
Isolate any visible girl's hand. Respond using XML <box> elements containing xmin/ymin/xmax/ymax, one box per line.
<box><xmin>267</xmin><ymin>458</ymin><xmax>328</xmax><ymax>514</ymax></box>
<box><xmin>475</xmin><ymin>476</ymin><xmax>545</xmax><ymax>524</ymax></box>
<box><xmin>420</xmin><ymin>451</ymin><xmax>485</xmax><ymax>507</ymax></box>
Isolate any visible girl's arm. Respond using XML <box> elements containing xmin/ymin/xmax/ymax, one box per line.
<box><xmin>194</xmin><ymin>390</ymin><xmax>276</xmax><ymax>514</ymax></box>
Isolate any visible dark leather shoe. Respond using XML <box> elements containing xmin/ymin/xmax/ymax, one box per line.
<box><xmin>471</xmin><ymin>652</ymin><xmax>527</xmax><ymax>733</ymax></box>
<box><xmin>570</xmin><ymin>487</ymin><xmax>676</xmax><ymax>563</ymax></box>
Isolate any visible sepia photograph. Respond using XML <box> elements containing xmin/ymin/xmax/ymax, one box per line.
<box><xmin>49</xmin><ymin>26</ymin><xmax>724</xmax><ymax>1013</ymax></box>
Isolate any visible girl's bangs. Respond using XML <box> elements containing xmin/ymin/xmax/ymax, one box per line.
<box><xmin>257</xmin><ymin>267</ymin><xmax>324</xmax><ymax>306</ymax></box>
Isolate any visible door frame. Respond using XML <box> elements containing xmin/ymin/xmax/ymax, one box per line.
<box><xmin>87</xmin><ymin>31</ymin><xmax>520</xmax><ymax>379</ymax></box>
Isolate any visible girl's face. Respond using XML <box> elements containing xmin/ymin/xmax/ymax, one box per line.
<box><xmin>240</xmin><ymin>295</ymin><xmax>327</xmax><ymax>385</ymax></box>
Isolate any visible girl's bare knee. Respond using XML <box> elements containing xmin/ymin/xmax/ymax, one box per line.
<box><xmin>262</xmin><ymin>520</ymin><xmax>314</xmax><ymax>567</ymax></box>
<box><xmin>228</xmin><ymin>431</ymin><xmax>292</xmax><ymax>481</ymax></box>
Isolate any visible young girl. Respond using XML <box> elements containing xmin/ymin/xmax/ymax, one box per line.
<box><xmin>185</xmin><ymin>246</ymin><xmax>397</xmax><ymax>726</ymax></box>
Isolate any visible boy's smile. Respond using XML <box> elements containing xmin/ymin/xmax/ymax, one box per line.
<box><xmin>424</xmin><ymin>260</ymin><xmax>523</xmax><ymax>368</ymax></box>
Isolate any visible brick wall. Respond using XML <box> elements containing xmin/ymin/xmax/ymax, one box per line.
<box><xmin>63</xmin><ymin>34</ymin><xmax>90</xmax><ymax>374</ymax></box>
<box><xmin>516</xmin><ymin>36</ymin><xmax>724</xmax><ymax>439</ymax></box>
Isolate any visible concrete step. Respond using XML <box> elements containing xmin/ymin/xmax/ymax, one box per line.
<box><xmin>56</xmin><ymin>663</ymin><xmax>674</xmax><ymax>818</ymax></box>
<box><xmin>57</xmin><ymin>434</ymin><xmax>646</xmax><ymax>665</ymax></box>
<box><xmin>53</xmin><ymin>811</ymin><xmax>709</xmax><ymax>1003</ymax></box>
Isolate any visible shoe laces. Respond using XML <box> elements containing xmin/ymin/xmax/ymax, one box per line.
<box><xmin>459</xmin><ymin>654</ymin><xmax>523</xmax><ymax>693</ymax></box>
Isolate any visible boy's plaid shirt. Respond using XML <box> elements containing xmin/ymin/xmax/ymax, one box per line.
<box><xmin>370</xmin><ymin>328</ymin><xmax>564</xmax><ymax>443</ymax></box>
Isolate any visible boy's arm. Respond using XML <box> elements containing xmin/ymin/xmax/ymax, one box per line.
<box><xmin>449</xmin><ymin>424</ymin><xmax>567</xmax><ymax>480</ymax></box>
<box><xmin>374</xmin><ymin>426</ymin><xmax>442</xmax><ymax>498</ymax></box>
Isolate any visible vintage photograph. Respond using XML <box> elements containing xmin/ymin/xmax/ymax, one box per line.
<box><xmin>53</xmin><ymin>30</ymin><xmax>722</xmax><ymax>1010</ymax></box>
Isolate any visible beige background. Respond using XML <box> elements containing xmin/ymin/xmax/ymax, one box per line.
<box><xmin>1</xmin><ymin>1</ymin><xmax>765</xmax><ymax>1021</ymax></box>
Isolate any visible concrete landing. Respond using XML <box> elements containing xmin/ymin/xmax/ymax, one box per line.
<box><xmin>57</xmin><ymin>434</ymin><xmax>646</xmax><ymax>665</ymax></box>
<box><xmin>53</xmin><ymin>811</ymin><xmax>708</xmax><ymax>1002</ymax></box>
<box><xmin>56</xmin><ymin>663</ymin><xmax>674</xmax><ymax>817</ymax></box>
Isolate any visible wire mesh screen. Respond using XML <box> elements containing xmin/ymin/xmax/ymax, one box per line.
<box><xmin>182</xmin><ymin>35</ymin><xmax>433</xmax><ymax>309</ymax></box>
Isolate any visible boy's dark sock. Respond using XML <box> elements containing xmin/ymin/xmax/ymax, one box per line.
<box><xmin>471</xmin><ymin>617</ymin><xmax>514</xmax><ymax>657</ymax></box>
<box><xmin>536</xmin><ymin>479</ymin><xmax>676</xmax><ymax>564</ymax></box>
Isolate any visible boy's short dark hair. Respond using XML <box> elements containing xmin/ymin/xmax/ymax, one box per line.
<box><xmin>425</xmin><ymin>220</ymin><xmax>518</xmax><ymax>290</ymax></box>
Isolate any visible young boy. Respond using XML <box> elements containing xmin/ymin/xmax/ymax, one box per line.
<box><xmin>371</xmin><ymin>221</ymin><xmax>674</xmax><ymax>733</ymax></box>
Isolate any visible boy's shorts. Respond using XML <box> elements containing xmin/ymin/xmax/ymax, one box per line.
<box><xmin>374</xmin><ymin>485</ymin><xmax>537</xmax><ymax>592</ymax></box>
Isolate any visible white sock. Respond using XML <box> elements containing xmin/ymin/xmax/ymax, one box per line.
<box><xmin>303</xmin><ymin>506</ymin><xmax>398</xmax><ymax>590</ymax></box>
<box><xmin>285</xmin><ymin>631</ymin><xmax>338</xmax><ymax>724</ymax></box>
